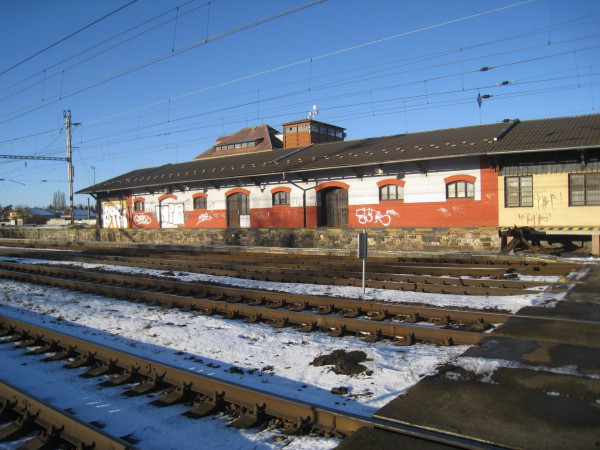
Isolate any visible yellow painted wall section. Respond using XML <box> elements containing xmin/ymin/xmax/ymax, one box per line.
<box><xmin>499</xmin><ymin>173</ymin><xmax>600</xmax><ymax>227</ymax></box>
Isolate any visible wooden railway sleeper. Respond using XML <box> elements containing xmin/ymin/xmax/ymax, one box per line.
<box><xmin>0</xmin><ymin>409</ymin><xmax>38</xmax><ymax>442</ymax></box>
<box><xmin>370</xmin><ymin>310</ymin><xmax>388</xmax><ymax>321</ymax></box>
<box><xmin>43</xmin><ymin>344</ymin><xmax>77</xmax><ymax>362</ymax></box>
<box><xmin>343</xmin><ymin>308</ymin><xmax>361</xmax><ymax>318</ymax></box>
<box><xmin>0</xmin><ymin>398</ymin><xmax>18</xmax><ymax>423</ymax></box>
<box><xmin>244</xmin><ymin>314</ymin><xmax>262</xmax><ymax>324</ymax></box>
<box><xmin>26</xmin><ymin>423</ymin><xmax>67</xmax><ymax>450</ymax></box>
<box><xmin>14</xmin><ymin>334</ymin><xmax>45</xmax><ymax>349</ymax></box>
<box><xmin>65</xmin><ymin>351</ymin><xmax>98</xmax><ymax>370</ymax></box>
<box><xmin>1</xmin><ymin>330</ymin><xmax>30</xmax><ymax>344</ymax></box>
<box><xmin>291</xmin><ymin>301</ymin><xmax>308</xmax><ymax>311</ymax></box>
<box><xmin>0</xmin><ymin>325</ymin><xmax>17</xmax><ymax>338</ymax></box>
<box><xmin>125</xmin><ymin>371</ymin><xmax>167</xmax><ymax>396</ymax></box>
<box><xmin>184</xmin><ymin>391</ymin><xmax>225</xmax><ymax>419</ymax></box>
<box><xmin>404</xmin><ymin>312</ymin><xmax>422</xmax><ymax>323</ymax></box>
<box><xmin>283</xmin><ymin>415</ymin><xmax>312</xmax><ymax>436</ymax></box>
<box><xmin>362</xmin><ymin>329</ymin><xmax>382</xmax><ymax>343</ymax></box>
<box><xmin>82</xmin><ymin>358</ymin><xmax>120</xmax><ymax>378</ymax></box>
<box><xmin>153</xmin><ymin>382</ymin><xmax>194</xmax><ymax>407</ymax></box>
<box><xmin>222</xmin><ymin>309</ymin><xmax>238</xmax><ymax>320</ymax></box>
<box><xmin>200</xmin><ymin>306</ymin><xmax>218</xmax><ymax>316</ymax></box>
<box><xmin>248</xmin><ymin>297</ymin><xmax>265</xmax><ymax>306</ymax></box>
<box><xmin>298</xmin><ymin>321</ymin><xmax>317</xmax><ymax>333</ymax></box>
<box><xmin>101</xmin><ymin>365</ymin><xmax>141</xmax><ymax>387</ymax></box>
<box><xmin>317</xmin><ymin>304</ymin><xmax>335</xmax><ymax>315</ymax></box>
<box><xmin>226</xmin><ymin>295</ymin><xmax>244</xmax><ymax>304</ymax></box>
<box><xmin>228</xmin><ymin>403</ymin><xmax>267</xmax><ymax>430</ymax></box>
<box><xmin>26</xmin><ymin>338</ymin><xmax>61</xmax><ymax>356</ymax></box>
<box><xmin>329</xmin><ymin>325</ymin><xmax>346</xmax><ymax>337</ymax></box>
<box><xmin>268</xmin><ymin>299</ymin><xmax>286</xmax><ymax>309</ymax></box>
<box><xmin>395</xmin><ymin>333</ymin><xmax>416</xmax><ymax>346</ymax></box>
<box><xmin>270</xmin><ymin>317</ymin><xmax>288</xmax><ymax>328</ymax></box>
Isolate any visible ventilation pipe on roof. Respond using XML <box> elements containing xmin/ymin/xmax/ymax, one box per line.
<box><xmin>493</xmin><ymin>119</ymin><xmax>520</xmax><ymax>141</ymax></box>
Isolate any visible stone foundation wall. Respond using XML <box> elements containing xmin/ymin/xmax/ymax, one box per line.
<box><xmin>0</xmin><ymin>226</ymin><xmax>501</xmax><ymax>253</ymax></box>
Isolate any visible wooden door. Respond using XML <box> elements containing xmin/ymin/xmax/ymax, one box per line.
<box><xmin>227</xmin><ymin>192</ymin><xmax>249</xmax><ymax>227</ymax></box>
<box><xmin>321</xmin><ymin>187</ymin><xmax>348</xmax><ymax>227</ymax></box>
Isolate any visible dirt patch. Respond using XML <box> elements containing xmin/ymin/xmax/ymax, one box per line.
<box><xmin>310</xmin><ymin>350</ymin><xmax>372</xmax><ymax>376</ymax></box>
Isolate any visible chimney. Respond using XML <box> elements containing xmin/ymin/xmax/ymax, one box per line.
<box><xmin>281</xmin><ymin>118</ymin><xmax>345</xmax><ymax>149</ymax></box>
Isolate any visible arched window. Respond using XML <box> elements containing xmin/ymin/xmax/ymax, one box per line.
<box><xmin>133</xmin><ymin>199</ymin><xmax>145</xmax><ymax>212</ymax></box>
<box><xmin>446</xmin><ymin>181</ymin><xmax>474</xmax><ymax>199</ymax></box>
<box><xmin>273</xmin><ymin>191</ymin><xmax>290</xmax><ymax>205</ymax></box>
<box><xmin>271</xmin><ymin>187</ymin><xmax>291</xmax><ymax>206</ymax></box>
<box><xmin>379</xmin><ymin>184</ymin><xmax>404</xmax><ymax>201</ymax></box>
<box><xmin>377</xmin><ymin>179</ymin><xmax>405</xmax><ymax>202</ymax></box>
<box><xmin>193</xmin><ymin>196</ymin><xmax>207</xmax><ymax>209</ymax></box>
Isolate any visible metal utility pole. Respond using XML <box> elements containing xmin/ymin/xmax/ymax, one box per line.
<box><xmin>63</xmin><ymin>110</ymin><xmax>74</xmax><ymax>225</ymax></box>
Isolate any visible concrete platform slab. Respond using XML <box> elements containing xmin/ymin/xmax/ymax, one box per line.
<box><xmin>374</xmin><ymin>376</ymin><xmax>600</xmax><ymax>449</ymax></box>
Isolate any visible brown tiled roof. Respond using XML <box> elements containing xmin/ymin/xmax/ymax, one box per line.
<box><xmin>193</xmin><ymin>124</ymin><xmax>282</xmax><ymax>160</ymax></box>
<box><xmin>78</xmin><ymin>114</ymin><xmax>600</xmax><ymax>195</ymax></box>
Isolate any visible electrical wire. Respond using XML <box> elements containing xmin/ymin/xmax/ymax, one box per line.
<box><xmin>0</xmin><ymin>0</ymin><xmax>212</xmax><ymax>101</ymax></box>
<box><xmin>0</xmin><ymin>0</ymin><xmax>328</xmax><ymax>125</ymax></box>
<box><xmin>0</xmin><ymin>0</ymin><xmax>138</xmax><ymax>77</ymax></box>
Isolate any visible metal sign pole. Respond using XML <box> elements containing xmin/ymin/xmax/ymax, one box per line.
<box><xmin>357</xmin><ymin>229</ymin><xmax>367</xmax><ymax>295</ymax></box>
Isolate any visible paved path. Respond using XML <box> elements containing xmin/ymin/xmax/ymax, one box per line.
<box><xmin>340</xmin><ymin>263</ymin><xmax>600</xmax><ymax>449</ymax></box>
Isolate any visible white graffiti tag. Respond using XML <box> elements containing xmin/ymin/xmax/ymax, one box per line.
<box><xmin>133</xmin><ymin>214</ymin><xmax>152</xmax><ymax>225</ymax></box>
<box><xmin>356</xmin><ymin>208</ymin><xmax>399</xmax><ymax>227</ymax></box>
<box><xmin>102</xmin><ymin>203</ymin><xmax>127</xmax><ymax>228</ymax></box>
<box><xmin>195</xmin><ymin>213</ymin><xmax>213</xmax><ymax>225</ymax></box>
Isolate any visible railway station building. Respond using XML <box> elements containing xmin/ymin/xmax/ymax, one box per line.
<box><xmin>78</xmin><ymin>113</ymin><xmax>600</xmax><ymax>253</ymax></box>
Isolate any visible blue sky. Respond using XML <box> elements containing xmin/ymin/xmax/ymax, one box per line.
<box><xmin>1</xmin><ymin>0</ymin><xmax>599</xmax><ymax>208</ymax></box>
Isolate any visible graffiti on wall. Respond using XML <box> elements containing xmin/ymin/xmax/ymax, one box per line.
<box><xmin>535</xmin><ymin>190</ymin><xmax>561</xmax><ymax>210</ymax></box>
<box><xmin>196</xmin><ymin>213</ymin><xmax>213</xmax><ymax>225</ymax></box>
<box><xmin>437</xmin><ymin>205</ymin><xmax>465</xmax><ymax>217</ymax></box>
<box><xmin>102</xmin><ymin>202</ymin><xmax>128</xmax><ymax>228</ymax></box>
<box><xmin>516</xmin><ymin>212</ymin><xmax>551</xmax><ymax>226</ymax></box>
<box><xmin>356</xmin><ymin>208</ymin><xmax>399</xmax><ymax>227</ymax></box>
<box><xmin>133</xmin><ymin>214</ymin><xmax>152</xmax><ymax>226</ymax></box>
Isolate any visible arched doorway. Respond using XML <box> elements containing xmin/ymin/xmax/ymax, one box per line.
<box><xmin>320</xmin><ymin>187</ymin><xmax>348</xmax><ymax>227</ymax></box>
<box><xmin>227</xmin><ymin>192</ymin><xmax>249</xmax><ymax>227</ymax></box>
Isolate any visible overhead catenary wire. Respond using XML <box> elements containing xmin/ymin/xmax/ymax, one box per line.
<box><xmin>0</xmin><ymin>0</ymin><xmax>328</xmax><ymax>125</ymax></box>
<box><xmin>68</xmin><ymin>36</ymin><xmax>600</xmax><ymax>150</ymax></box>
<box><xmin>2</xmin><ymin>0</ymin><xmax>599</xmax><ymax>190</ymax></box>
<box><xmin>0</xmin><ymin>0</ymin><xmax>213</xmax><ymax>100</ymax></box>
<box><xmin>0</xmin><ymin>0</ymin><xmax>138</xmax><ymax>77</ymax></box>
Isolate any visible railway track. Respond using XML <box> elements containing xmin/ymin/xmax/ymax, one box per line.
<box><xmin>0</xmin><ymin>245</ymin><xmax>573</xmax><ymax>296</ymax></box>
<box><xmin>0</xmin><ymin>378</ymin><xmax>134</xmax><ymax>449</ymax></box>
<box><xmin>0</xmin><ymin>243</ymin><xmax>590</xmax><ymax>448</ymax></box>
<box><xmin>0</xmin><ymin>314</ymin><xmax>503</xmax><ymax>449</ymax></box>
<box><xmin>0</xmin><ymin>259</ymin><xmax>586</xmax><ymax>348</ymax></box>
<box><xmin>0</xmin><ymin>261</ymin><xmax>485</xmax><ymax>345</ymax></box>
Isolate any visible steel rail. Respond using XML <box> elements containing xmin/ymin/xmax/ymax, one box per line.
<box><xmin>0</xmin><ymin>378</ymin><xmax>136</xmax><ymax>449</ymax></box>
<box><xmin>1</xmin><ymin>261</ymin><xmax>522</xmax><ymax>323</ymax></box>
<box><xmin>0</xmin><ymin>265</ymin><xmax>483</xmax><ymax>345</ymax></box>
<box><xmin>85</xmin><ymin>255</ymin><xmax>548</xmax><ymax>295</ymax></box>
<box><xmin>0</xmin><ymin>258</ymin><xmax>550</xmax><ymax>318</ymax></box>
<box><xmin>0</xmin><ymin>242</ymin><xmax>578</xmax><ymax>276</ymax></box>
<box><xmin>0</xmin><ymin>247</ymin><xmax>552</xmax><ymax>294</ymax></box>
<box><xmin>0</xmin><ymin>315</ymin><xmax>504</xmax><ymax>449</ymax></box>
